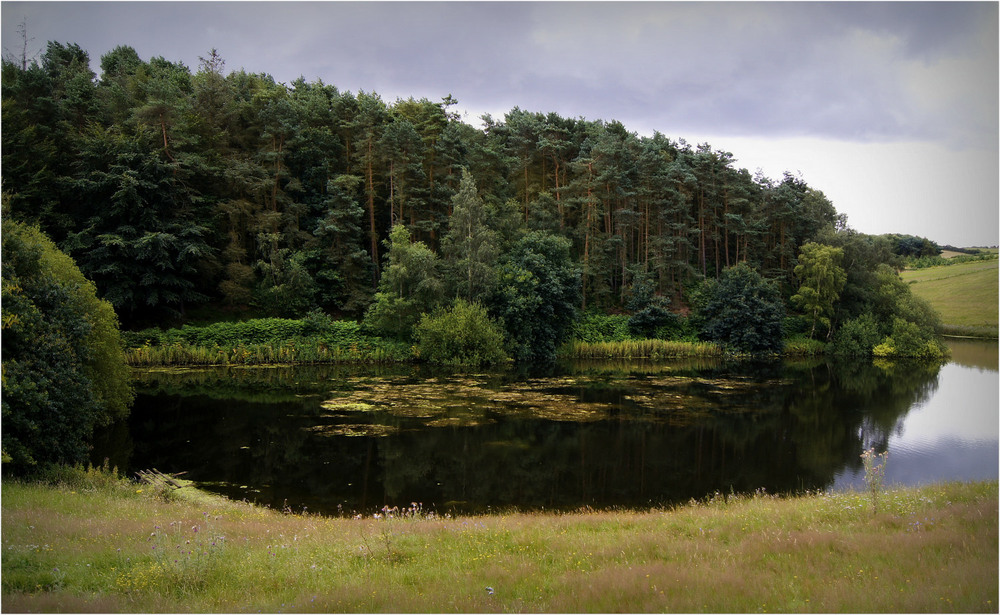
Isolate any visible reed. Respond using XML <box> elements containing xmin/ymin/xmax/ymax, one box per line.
<box><xmin>560</xmin><ymin>339</ymin><xmax>724</xmax><ymax>360</ymax></box>
<box><xmin>783</xmin><ymin>335</ymin><xmax>829</xmax><ymax>356</ymax></box>
<box><xmin>3</xmin><ymin>466</ymin><xmax>995</xmax><ymax>613</ymax></box>
<box><xmin>124</xmin><ymin>338</ymin><xmax>413</xmax><ymax>366</ymax></box>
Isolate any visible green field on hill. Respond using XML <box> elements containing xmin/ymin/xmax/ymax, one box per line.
<box><xmin>901</xmin><ymin>259</ymin><xmax>998</xmax><ymax>337</ymax></box>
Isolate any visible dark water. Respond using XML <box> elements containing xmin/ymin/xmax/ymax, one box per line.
<box><xmin>93</xmin><ymin>339</ymin><xmax>998</xmax><ymax>516</ymax></box>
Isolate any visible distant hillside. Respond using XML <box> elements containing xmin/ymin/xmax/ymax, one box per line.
<box><xmin>901</xmin><ymin>259</ymin><xmax>999</xmax><ymax>338</ymax></box>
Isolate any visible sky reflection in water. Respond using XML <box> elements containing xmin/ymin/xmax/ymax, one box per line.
<box><xmin>834</xmin><ymin>340</ymin><xmax>998</xmax><ymax>490</ymax></box>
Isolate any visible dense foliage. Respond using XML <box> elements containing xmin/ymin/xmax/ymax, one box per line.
<box><xmin>123</xmin><ymin>313</ymin><xmax>411</xmax><ymax>365</ymax></box>
<box><xmin>1</xmin><ymin>42</ymin><xmax>950</xmax><ymax>362</ymax></box>
<box><xmin>414</xmin><ymin>299</ymin><xmax>508</xmax><ymax>366</ymax></box>
<box><xmin>1</xmin><ymin>217</ymin><xmax>133</xmax><ymax>472</ymax></box>
<box><xmin>693</xmin><ymin>264</ymin><xmax>786</xmax><ymax>355</ymax></box>
<box><xmin>2</xmin><ymin>44</ymin><xmax>839</xmax><ymax>326</ymax></box>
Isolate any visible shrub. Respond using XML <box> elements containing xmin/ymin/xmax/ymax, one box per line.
<box><xmin>694</xmin><ymin>264</ymin><xmax>785</xmax><ymax>355</ymax></box>
<box><xmin>415</xmin><ymin>300</ymin><xmax>509</xmax><ymax>367</ymax></box>
<box><xmin>872</xmin><ymin>317</ymin><xmax>948</xmax><ymax>360</ymax></box>
<box><xmin>2</xmin><ymin>219</ymin><xmax>133</xmax><ymax>472</ymax></box>
<box><xmin>832</xmin><ymin>313</ymin><xmax>882</xmax><ymax>356</ymax></box>
<box><xmin>625</xmin><ymin>277</ymin><xmax>682</xmax><ymax>340</ymax></box>
<box><xmin>628</xmin><ymin>302</ymin><xmax>681</xmax><ymax>339</ymax></box>
<box><xmin>572</xmin><ymin>312</ymin><xmax>633</xmax><ymax>343</ymax></box>
<box><xmin>490</xmin><ymin>231</ymin><xmax>581</xmax><ymax>364</ymax></box>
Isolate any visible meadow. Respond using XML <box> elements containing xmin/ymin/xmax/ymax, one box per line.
<box><xmin>901</xmin><ymin>258</ymin><xmax>998</xmax><ymax>338</ymax></box>
<box><xmin>2</xmin><ymin>467</ymin><xmax>995</xmax><ymax>613</ymax></box>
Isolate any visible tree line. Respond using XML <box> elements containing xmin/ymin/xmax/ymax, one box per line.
<box><xmin>2</xmin><ymin>42</ymin><xmax>848</xmax><ymax>325</ymax></box>
<box><xmin>3</xmin><ymin>42</ymin><xmax>947</xmax><ymax>356</ymax></box>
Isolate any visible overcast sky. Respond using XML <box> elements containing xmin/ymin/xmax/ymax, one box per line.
<box><xmin>3</xmin><ymin>1</ymin><xmax>997</xmax><ymax>246</ymax></box>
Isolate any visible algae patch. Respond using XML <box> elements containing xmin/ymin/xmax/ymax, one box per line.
<box><xmin>320</xmin><ymin>400</ymin><xmax>379</xmax><ymax>413</ymax></box>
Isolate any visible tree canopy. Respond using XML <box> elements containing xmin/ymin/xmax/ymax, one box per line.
<box><xmin>1</xmin><ymin>41</ymin><xmax>948</xmax><ymax>361</ymax></box>
<box><xmin>2</xmin><ymin>43</ymin><xmax>845</xmax><ymax>328</ymax></box>
<box><xmin>2</xmin><ymin>216</ymin><xmax>133</xmax><ymax>471</ymax></box>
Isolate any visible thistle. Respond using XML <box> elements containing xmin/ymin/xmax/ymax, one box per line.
<box><xmin>861</xmin><ymin>448</ymin><xmax>888</xmax><ymax>514</ymax></box>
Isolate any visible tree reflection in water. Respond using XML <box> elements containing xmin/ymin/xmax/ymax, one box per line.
<box><xmin>93</xmin><ymin>357</ymin><xmax>947</xmax><ymax>516</ymax></box>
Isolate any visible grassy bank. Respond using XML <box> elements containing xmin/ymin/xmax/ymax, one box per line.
<box><xmin>2</xmin><ymin>468</ymin><xmax>995</xmax><ymax>612</ymax></box>
<box><xmin>901</xmin><ymin>258</ymin><xmax>999</xmax><ymax>338</ymax></box>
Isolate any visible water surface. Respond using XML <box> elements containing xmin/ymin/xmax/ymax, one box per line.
<box><xmin>94</xmin><ymin>339</ymin><xmax>998</xmax><ymax>515</ymax></box>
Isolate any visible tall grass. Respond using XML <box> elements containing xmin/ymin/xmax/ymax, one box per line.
<box><xmin>783</xmin><ymin>335</ymin><xmax>829</xmax><ymax>356</ymax></box>
<box><xmin>3</xmin><ymin>467</ymin><xmax>995</xmax><ymax>613</ymax></box>
<box><xmin>123</xmin><ymin>317</ymin><xmax>414</xmax><ymax>366</ymax></box>
<box><xmin>124</xmin><ymin>339</ymin><xmax>412</xmax><ymax>366</ymax></box>
<box><xmin>560</xmin><ymin>338</ymin><xmax>723</xmax><ymax>360</ymax></box>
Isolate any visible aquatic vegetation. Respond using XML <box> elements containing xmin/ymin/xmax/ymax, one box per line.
<box><xmin>319</xmin><ymin>401</ymin><xmax>379</xmax><ymax>413</ymax></box>
<box><xmin>560</xmin><ymin>339</ymin><xmax>724</xmax><ymax>360</ymax></box>
<box><xmin>306</xmin><ymin>424</ymin><xmax>399</xmax><ymax>437</ymax></box>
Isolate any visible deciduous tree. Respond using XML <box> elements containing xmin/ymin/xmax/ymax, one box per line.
<box><xmin>791</xmin><ymin>242</ymin><xmax>847</xmax><ymax>339</ymax></box>
<box><xmin>2</xmin><ymin>217</ymin><xmax>133</xmax><ymax>471</ymax></box>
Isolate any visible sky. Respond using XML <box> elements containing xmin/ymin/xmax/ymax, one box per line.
<box><xmin>2</xmin><ymin>1</ymin><xmax>997</xmax><ymax>247</ymax></box>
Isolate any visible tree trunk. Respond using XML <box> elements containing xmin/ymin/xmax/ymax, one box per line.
<box><xmin>366</xmin><ymin>138</ymin><xmax>379</xmax><ymax>285</ymax></box>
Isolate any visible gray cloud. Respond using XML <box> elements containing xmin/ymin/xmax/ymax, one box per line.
<box><xmin>2</xmin><ymin>1</ymin><xmax>995</xmax><ymax>245</ymax></box>
<box><xmin>2</xmin><ymin>1</ymin><xmax>996</xmax><ymax>146</ymax></box>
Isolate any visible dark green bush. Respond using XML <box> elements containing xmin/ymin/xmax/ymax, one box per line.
<box><xmin>832</xmin><ymin>313</ymin><xmax>882</xmax><ymax>356</ymax></box>
<box><xmin>694</xmin><ymin>263</ymin><xmax>785</xmax><ymax>355</ymax></box>
<box><xmin>2</xmin><ymin>220</ymin><xmax>132</xmax><ymax>472</ymax></box>
<box><xmin>572</xmin><ymin>312</ymin><xmax>633</xmax><ymax>343</ymax></box>
<box><xmin>490</xmin><ymin>231</ymin><xmax>581</xmax><ymax>364</ymax></box>
<box><xmin>415</xmin><ymin>300</ymin><xmax>509</xmax><ymax>366</ymax></box>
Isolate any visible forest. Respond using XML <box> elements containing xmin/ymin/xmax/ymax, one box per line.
<box><xmin>2</xmin><ymin>42</ymin><xmax>947</xmax><ymax>357</ymax></box>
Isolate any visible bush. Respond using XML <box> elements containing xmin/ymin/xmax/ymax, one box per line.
<box><xmin>2</xmin><ymin>219</ymin><xmax>133</xmax><ymax>472</ymax></box>
<box><xmin>873</xmin><ymin>317</ymin><xmax>948</xmax><ymax>360</ymax></box>
<box><xmin>694</xmin><ymin>264</ymin><xmax>785</xmax><ymax>355</ymax></box>
<box><xmin>624</xmin><ymin>278</ymin><xmax>682</xmax><ymax>340</ymax></box>
<box><xmin>572</xmin><ymin>312</ymin><xmax>633</xmax><ymax>343</ymax></box>
<box><xmin>628</xmin><ymin>302</ymin><xmax>681</xmax><ymax>339</ymax></box>
<box><xmin>415</xmin><ymin>300</ymin><xmax>509</xmax><ymax>367</ymax></box>
<box><xmin>490</xmin><ymin>231</ymin><xmax>581</xmax><ymax>364</ymax></box>
<box><xmin>832</xmin><ymin>313</ymin><xmax>882</xmax><ymax>356</ymax></box>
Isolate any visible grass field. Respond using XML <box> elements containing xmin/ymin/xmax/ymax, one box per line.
<box><xmin>901</xmin><ymin>258</ymin><xmax>998</xmax><ymax>337</ymax></box>
<box><xmin>2</xmin><ymin>468</ymin><xmax>996</xmax><ymax>613</ymax></box>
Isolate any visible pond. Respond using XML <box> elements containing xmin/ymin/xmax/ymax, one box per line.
<box><xmin>92</xmin><ymin>339</ymin><xmax>997</xmax><ymax>516</ymax></box>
